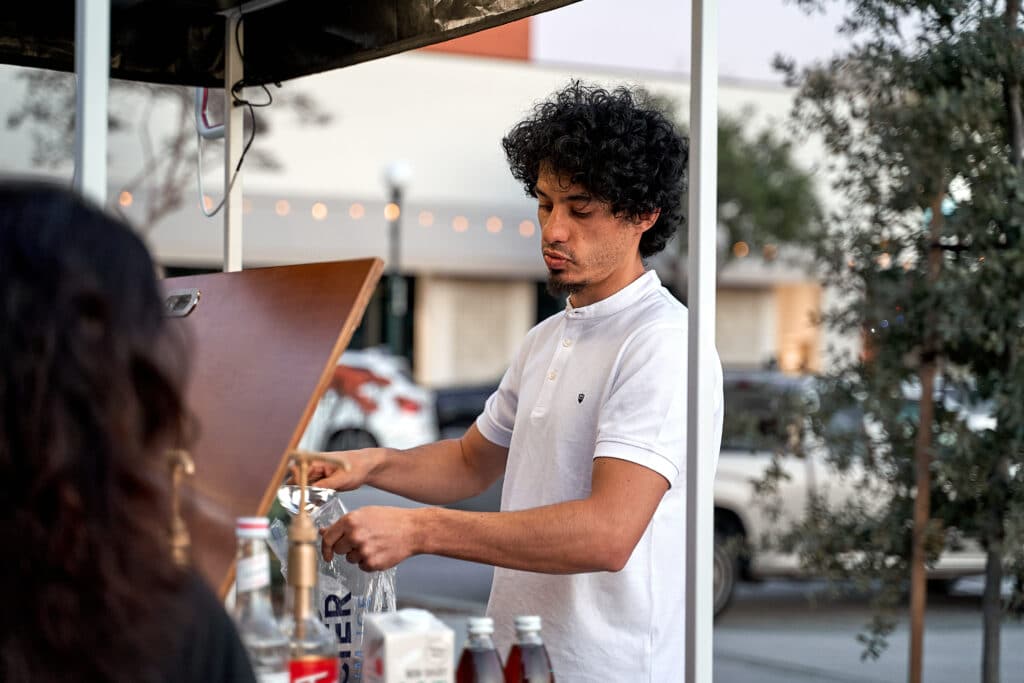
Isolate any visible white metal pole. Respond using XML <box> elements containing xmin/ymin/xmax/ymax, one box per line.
<box><xmin>223</xmin><ymin>12</ymin><xmax>244</xmax><ymax>272</ymax></box>
<box><xmin>685</xmin><ymin>0</ymin><xmax>718</xmax><ymax>681</ymax></box>
<box><xmin>73</xmin><ymin>0</ymin><xmax>110</xmax><ymax>206</ymax></box>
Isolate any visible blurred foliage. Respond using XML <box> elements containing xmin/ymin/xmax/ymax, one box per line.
<box><xmin>6</xmin><ymin>69</ymin><xmax>331</xmax><ymax>232</ymax></box>
<box><xmin>675</xmin><ymin>109</ymin><xmax>824</xmax><ymax>265</ymax></box>
<box><xmin>651</xmin><ymin>92</ymin><xmax>823</xmax><ymax>272</ymax></box>
<box><xmin>713</xmin><ymin>112</ymin><xmax>824</xmax><ymax>259</ymax></box>
<box><xmin>765</xmin><ymin>0</ymin><xmax>1024</xmax><ymax>673</ymax></box>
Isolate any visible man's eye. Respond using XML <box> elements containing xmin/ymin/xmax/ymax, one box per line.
<box><xmin>571</xmin><ymin>210</ymin><xmax>590</xmax><ymax>218</ymax></box>
<box><xmin>538</xmin><ymin>205</ymin><xmax>552</xmax><ymax>213</ymax></box>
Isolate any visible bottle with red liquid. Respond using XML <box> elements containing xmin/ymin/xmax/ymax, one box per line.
<box><xmin>503</xmin><ymin>616</ymin><xmax>554</xmax><ymax>683</ymax></box>
<box><xmin>456</xmin><ymin>617</ymin><xmax>504</xmax><ymax>683</ymax></box>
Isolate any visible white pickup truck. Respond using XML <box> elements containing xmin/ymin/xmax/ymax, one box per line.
<box><xmin>712</xmin><ymin>370</ymin><xmax>988</xmax><ymax>615</ymax></box>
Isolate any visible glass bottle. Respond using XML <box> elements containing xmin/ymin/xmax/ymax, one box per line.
<box><xmin>503</xmin><ymin>616</ymin><xmax>554</xmax><ymax>683</ymax></box>
<box><xmin>233</xmin><ymin>517</ymin><xmax>289</xmax><ymax>683</ymax></box>
<box><xmin>457</xmin><ymin>616</ymin><xmax>504</xmax><ymax>683</ymax></box>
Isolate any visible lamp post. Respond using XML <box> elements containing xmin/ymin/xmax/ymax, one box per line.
<box><xmin>383</xmin><ymin>160</ymin><xmax>413</xmax><ymax>359</ymax></box>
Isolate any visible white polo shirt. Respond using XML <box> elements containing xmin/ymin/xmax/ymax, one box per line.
<box><xmin>476</xmin><ymin>269</ymin><xmax>723</xmax><ymax>682</ymax></box>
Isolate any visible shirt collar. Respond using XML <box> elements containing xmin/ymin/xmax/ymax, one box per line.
<box><xmin>565</xmin><ymin>270</ymin><xmax>661</xmax><ymax>320</ymax></box>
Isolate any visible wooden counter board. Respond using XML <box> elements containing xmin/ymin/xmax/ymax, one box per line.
<box><xmin>161</xmin><ymin>258</ymin><xmax>383</xmax><ymax>596</ymax></box>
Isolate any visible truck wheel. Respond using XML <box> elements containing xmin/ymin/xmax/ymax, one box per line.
<box><xmin>324</xmin><ymin>428</ymin><xmax>378</xmax><ymax>452</ymax></box>
<box><xmin>714</xmin><ymin>533</ymin><xmax>738</xmax><ymax>617</ymax></box>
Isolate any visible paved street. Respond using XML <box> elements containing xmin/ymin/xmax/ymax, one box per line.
<box><xmin>394</xmin><ymin>557</ymin><xmax>1024</xmax><ymax>682</ymax></box>
<box><xmin>343</xmin><ymin>490</ymin><xmax>1024</xmax><ymax>681</ymax></box>
<box><xmin>714</xmin><ymin>578</ymin><xmax>1024</xmax><ymax>683</ymax></box>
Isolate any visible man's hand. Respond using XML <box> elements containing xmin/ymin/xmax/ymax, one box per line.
<box><xmin>320</xmin><ymin>506</ymin><xmax>422</xmax><ymax>571</ymax></box>
<box><xmin>305</xmin><ymin>448</ymin><xmax>384</xmax><ymax>491</ymax></box>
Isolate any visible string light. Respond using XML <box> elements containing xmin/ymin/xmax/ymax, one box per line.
<box><xmin>732</xmin><ymin>241</ymin><xmax>750</xmax><ymax>258</ymax></box>
<box><xmin>311</xmin><ymin>202</ymin><xmax>328</xmax><ymax>220</ymax></box>
<box><xmin>275</xmin><ymin>199</ymin><xmax>290</xmax><ymax>216</ymax></box>
<box><xmin>418</xmin><ymin>210</ymin><xmax>434</xmax><ymax>227</ymax></box>
<box><xmin>349</xmin><ymin>203</ymin><xmax>365</xmax><ymax>219</ymax></box>
<box><xmin>452</xmin><ymin>216</ymin><xmax>469</xmax><ymax>233</ymax></box>
<box><xmin>486</xmin><ymin>216</ymin><xmax>503</xmax><ymax>234</ymax></box>
<box><xmin>203</xmin><ymin>195</ymin><xmax>214</xmax><ymax>211</ymax></box>
<box><xmin>384</xmin><ymin>203</ymin><xmax>401</xmax><ymax>221</ymax></box>
<box><xmin>118</xmin><ymin>191</ymin><xmax>133</xmax><ymax>207</ymax></box>
<box><xmin>519</xmin><ymin>220</ymin><xmax>536</xmax><ymax>237</ymax></box>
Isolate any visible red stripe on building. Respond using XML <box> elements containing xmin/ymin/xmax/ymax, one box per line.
<box><xmin>420</xmin><ymin>18</ymin><xmax>530</xmax><ymax>61</ymax></box>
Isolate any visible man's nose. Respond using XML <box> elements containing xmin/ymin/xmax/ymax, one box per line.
<box><xmin>542</xmin><ymin>205</ymin><xmax>571</xmax><ymax>244</ymax></box>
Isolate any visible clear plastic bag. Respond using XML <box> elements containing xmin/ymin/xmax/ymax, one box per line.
<box><xmin>269</xmin><ymin>490</ymin><xmax>396</xmax><ymax>683</ymax></box>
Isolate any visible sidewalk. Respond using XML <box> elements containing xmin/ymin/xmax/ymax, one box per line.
<box><xmin>398</xmin><ymin>578</ymin><xmax>1024</xmax><ymax>682</ymax></box>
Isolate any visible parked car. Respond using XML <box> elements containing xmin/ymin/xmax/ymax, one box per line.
<box><xmin>712</xmin><ymin>369</ymin><xmax>988</xmax><ymax>616</ymax></box>
<box><xmin>306</xmin><ymin>359</ymin><xmax>985</xmax><ymax>616</ymax></box>
<box><xmin>299</xmin><ymin>347</ymin><xmax>439</xmax><ymax>453</ymax></box>
<box><xmin>434</xmin><ymin>381</ymin><xmax>500</xmax><ymax>440</ymax></box>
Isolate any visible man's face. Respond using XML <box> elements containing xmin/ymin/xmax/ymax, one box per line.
<box><xmin>535</xmin><ymin>165</ymin><xmax>656</xmax><ymax>307</ymax></box>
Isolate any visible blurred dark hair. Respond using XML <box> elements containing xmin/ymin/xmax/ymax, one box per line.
<box><xmin>0</xmin><ymin>182</ymin><xmax>191</xmax><ymax>682</ymax></box>
<box><xmin>503</xmin><ymin>81</ymin><xmax>689</xmax><ymax>258</ymax></box>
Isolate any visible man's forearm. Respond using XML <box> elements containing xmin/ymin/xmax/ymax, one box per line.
<box><xmin>323</xmin><ymin>457</ymin><xmax>668</xmax><ymax>574</ymax></box>
<box><xmin>368</xmin><ymin>434</ymin><xmax>500</xmax><ymax>505</ymax></box>
<box><xmin>412</xmin><ymin>501</ymin><xmax>630</xmax><ymax>574</ymax></box>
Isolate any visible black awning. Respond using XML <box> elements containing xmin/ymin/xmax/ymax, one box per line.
<box><xmin>0</xmin><ymin>0</ymin><xmax>579</xmax><ymax>87</ymax></box>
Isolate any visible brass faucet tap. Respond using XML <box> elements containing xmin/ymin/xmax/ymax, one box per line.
<box><xmin>284</xmin><ymin>451</ymin><xmax>351</xmax><ymax>634</ymax></box>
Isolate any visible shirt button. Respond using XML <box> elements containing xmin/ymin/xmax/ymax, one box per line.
<box><xmin>562</xmin><ymin>339</ymin><xmax>573</xmax><ymax>348</ymax></box>
<box><xmin>548</xmin><ymin>370</ymin><xmax>558</xmax><ymax>380</ymax></box>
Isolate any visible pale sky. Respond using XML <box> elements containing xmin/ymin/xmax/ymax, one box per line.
<box><xmin>534</xmin><ymin>0</ymin><xmax>850</xmax><ymax>84</ymax></box>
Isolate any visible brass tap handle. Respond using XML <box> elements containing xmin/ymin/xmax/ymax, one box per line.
<box><xmin>282</xmin><ymin>450</ymin><xmax>351</xmax><ymax>545</ymax></box>
<box><xmin>283</xmin><ymin>450</ymin><xmax>353</xmax><ymax>627</ymax></box>
<box><xmin>166</xmin><ymin>449</ymin><xmax>195</xmax><ymax>568</ymax></box>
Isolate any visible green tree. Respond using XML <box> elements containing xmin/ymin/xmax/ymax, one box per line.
<box><xmin>715</xmin><ymin>110</ymin><xmax>823</xmax><ymax>259</ymax></box>
<box><xmin>662</xmin><ymin>109</ymin><xmax>823</xmax><ymax>294</ymax></box>
<box><xmin>776</xmin><ymin>2</ymin><xmax>1024</xmax><ymax>682</ymax></box>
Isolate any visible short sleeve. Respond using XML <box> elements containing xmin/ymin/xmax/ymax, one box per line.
<box><xmin>594</xmin><ymin>323</ymin><xmax>689</xmax><ymax>486</ymax></box>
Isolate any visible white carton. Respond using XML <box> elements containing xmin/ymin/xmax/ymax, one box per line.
<box><xmin>362</xmin><ymin>609</ymin><xmax>454</xmax><ymax>683</ymax></box>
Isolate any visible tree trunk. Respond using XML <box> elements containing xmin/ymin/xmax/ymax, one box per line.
<box><xmin>908</xmin><ymin>367</ymin><xmax>935</xmax><ymax>683</ymax></box>
<box><xmin>981</xmin><ymin>514</ymin><xmax>1005</xmax><ymax>683</ymax></box>
<box><xmin>908</xmin><ymin>193</ymin><xmax>944</xmax><ymax>683</ymax></box>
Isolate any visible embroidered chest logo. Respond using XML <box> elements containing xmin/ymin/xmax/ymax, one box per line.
<box><xmin>577</xmin><ymin>393</ymin><xmax>585</xmax><ymax>404</ymax></box>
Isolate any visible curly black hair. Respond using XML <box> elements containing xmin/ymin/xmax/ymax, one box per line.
<box><xmin>0</xmin><ymin>182</ymin><xmax>192</xmax><ymax>682</ymax></box>
<box><xmin>503</xmin><ymin>81</ymin><xmax>688</xmax><ymax>258</ymax></box>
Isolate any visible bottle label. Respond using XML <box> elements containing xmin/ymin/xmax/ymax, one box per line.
<box><xmin>290</xmin><ymin>658</ymin><xmax>340</xmax><ymax>683</ymax></box>
<box><xmin>236</xmin><ymin>554</ymin><xmax>270</xmax><ymax>593</ymax></box>
<box><xmin>257</xmin><ymin>673</ymin><xmax>289</xmax><ymax>683</ymax></box>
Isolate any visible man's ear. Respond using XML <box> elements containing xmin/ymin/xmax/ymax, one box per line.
<box><xmin>634</xmin><ymin>209</ymin><xmax>661</xmax><ymax>234</ymax></box>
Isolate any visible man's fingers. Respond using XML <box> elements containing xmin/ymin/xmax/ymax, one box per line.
<box><xmin>315</xmin><ymin>468</ymin><xmax>355</xmax><ymax>491</ymax></box>
<box><xmin>320</xmin><ymin>522</ymin><xmax>345</xmax><ymax>561</ymax></box>
<box><xmin>308</xmin><ymin>463</ymin><xmax>336</xmax><ymax>483</ymax></box>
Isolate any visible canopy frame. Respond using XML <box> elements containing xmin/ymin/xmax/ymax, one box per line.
<box><xmin>66</xmin><ymin>2</ymin><xmax>721</xmax><ymax>678</ymax></box>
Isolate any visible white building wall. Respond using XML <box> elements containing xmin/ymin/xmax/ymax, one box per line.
<box><xmin>716</xmin><ymin>288</ymin><xmax>777</xmax><ymax>369</ymax></box>
<box><xmin>0</xmin><ymin>50</ymin><xmax>853</xmax><ymax>379</ymax></box>
<box><xmin>414</xmin><ymin>276</ymin><xmax>534</xmax><ymax>387</ymax></box>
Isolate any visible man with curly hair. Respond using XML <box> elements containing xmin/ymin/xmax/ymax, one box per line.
<box><xmin>317</xmin><ymin>81</ymin><xmax>724</xmax><ymax>680</ymax></box>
